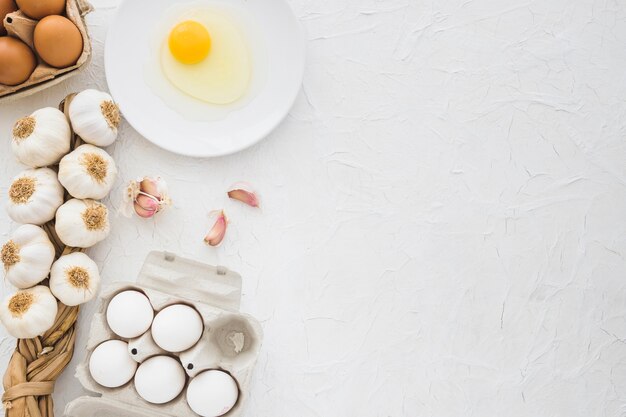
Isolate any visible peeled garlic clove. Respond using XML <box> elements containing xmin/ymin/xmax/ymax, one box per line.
<box><xmin>50</xmin><ymin>252</ymin><xmax>100</xmax><ymax>306</ymax></box>
<box><xmin>59</xmin><ymin>144</ymin><xmax>118</xmax><ymax>200</ymax></box>
<box><xmin>69</xmin><ymin>89</ymin><xmax>120</xmax><ymax>147</ymax></box>
<box><xmin>204</xmin><ymin>210</ymin><xmax>227</xmax><ymax>247</ymax></box>
<box><xmin>1</xmin><ymin>225</ymin><xmax>55</xmax><ymax>289</ymax></box>
<box><xmin>55</xmin><ymin>199</ymin><xmax>111</xmax><ymax>248</ymax></box>
<box><xmin>0</xmin><ymin>286</ymin><xmax>58</xmax><ymax>339</ymax></box>
<box><xmin>227</xmin><ymin>182</ymin><xmax>260</xmax><ymax>208</ymax></box>
<box><xmin>7</xmin><ymin>168</ymin><xmax>64</xmax><ymax>225</ymax></box>
<box><xmin>12</xmin><ymin>107</ymin><xmax>71</xmax><ymax>168</ymax></box>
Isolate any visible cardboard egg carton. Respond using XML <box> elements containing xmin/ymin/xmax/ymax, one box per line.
<box><xmin>65</xmin><ymin>251</ymin><xmax>263</xmax><ymax>417</ymax></box>
<box><xmin>0</xmin><ymin>0</ymin><xmax>92</xmax><ymax>103</ymax></box>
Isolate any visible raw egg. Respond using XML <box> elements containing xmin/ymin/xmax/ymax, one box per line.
<box><xmin>186</xmin><ymin>370</ymin><xmax>239</xmax><ymax>417</ymax></box>
<box><xmin>34</xmin><ymin>15</ymin><xmax>83</xmax><ymax>68</ymax></box>
<box><xmin>151</xmin><ymin>304</ymin><xmax>203</xmax><ymax>352</ymax></box>
<box><xmin>106</xmin><ymin>290</ymin><xmax>154</xmax><ymax>338</ymax></box>
<box><xmin>145</xmin><ymin>3</ymin><xmax>267</xmax><ymax>121</ymax></box>
<box><xmin>89</xmin><ymin>340</ymin><xmax>137</xmax><ymax>388</ymax></box>
<box><xmin>0</xmin><ymin>36</ymin><xmax>36</xmax><ymax>85</ymax></box>
<box><xmin>16</xmin><ymin>0</ymin><xmax>65</xmax><ymax>19</ymax></box>
<box><xmin>134</xmin><ymin>355</ymin><xmax>186</xmax><ymax>404</ymax></box>
<box><xmin>0</xmin><ymin>0</ymin><xmax>17</xmax><ymax>36</ymax></box>
<box><xmin>161</xmin><ymin>9</ymin><xmax>251</xmax><ymax>105</ymax></box>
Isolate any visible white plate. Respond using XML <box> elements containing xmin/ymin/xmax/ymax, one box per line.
<box><xmin>105</xmin><ymin>0</ymin><xmax>305</xmax><ymax>157</ymax></box>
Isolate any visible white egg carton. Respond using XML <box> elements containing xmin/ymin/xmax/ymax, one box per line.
<box><xmin>65</xmin><ymin>251</ymin><xmax>263</xmax><ymax>417</ymax></box>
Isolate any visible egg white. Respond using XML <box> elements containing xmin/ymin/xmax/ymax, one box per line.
<box><xmin>144</xmin><ymin>1</ymin><xmax>267</xmax><ymax>122</ymax></box>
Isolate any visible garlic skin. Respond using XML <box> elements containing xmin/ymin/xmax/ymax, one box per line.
<box><xmin>1</xmin><ymin>225</ymin><xmax>55</xmax><ymax>289</ymax></box>
<box><xmin>6</xmin><ymin>168</ymin><xmax>64</xmax><ymax>225</ymax></box>
<box><xmin>69</xmin><ymin>89</ymin><xmax>120</xmax><ymax>147</ymax></box>
<box><xmin>55</xmin><ymin>199</ymin><xmax>111</xmax><ymax>248</ymax></box>
<box><xmin>0</xmin><ymin>286</ymin><xmax>58</xmax><ymax>339</ymax></box>
<box><xmin>50</xmin><ymin>252</ymin><xmax>100</xmax><ymax>306</ymax></box>
<box><xmin>12</xmin><ymin>107</ymin><xmax>71</xmax><ymax>168</ymax></box>
<box><xmin>122</xmin><ymin>176</ymin><xmax>172</xmax><ymax>218</ymax></box>
<box><xmin>59</xmin><ymin>144</ymin><xmax>118</xmax><ymax>200</ymax></box>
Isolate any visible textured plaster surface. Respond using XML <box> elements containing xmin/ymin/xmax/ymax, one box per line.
<box><xmin>1</xmin><ymin>0</ymin><xmax>626</xmax><ymax>416</ymax></box>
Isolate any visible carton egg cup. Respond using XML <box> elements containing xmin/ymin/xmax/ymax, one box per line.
<box><xmin>65</xmin><ymin>251</ymin><xmax>263</xmax><ymax>417</ymax></box>
<box><xmin>0</xmin><ymin>0</ymin><xmax>92</xmax><ymax>102</ymax></box>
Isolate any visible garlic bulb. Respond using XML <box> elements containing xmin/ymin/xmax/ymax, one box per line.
<box><xmin>50</xmin><ymin>252</ymin><xmax>100</xmax><ymax>306</ymax></box>
<box><xmin>58</xmin><ymin>144</ymin><xmax>118</xmax><ymax>200</ymax></box>
<box><xmin>12</xmin><ymin>107</ymin><xmax>71</xmax><ymax>168</ymax></box>
<box><xmin>1</xmin><ymin>225</ymin><xmax>55</xmax><ymax>289</ymax></box>
<box><xmin>6</xmin><ymin>168</ymin><xmax>64</xmax><ymax>225</ymax></box>
<box><xmin>122</xmin><ymin>176</ymin><xmax>172</xmax><ymax>218</ymax></box>
<box><xmin>69</xmin><ymin>89</ymin><xmax>120</xmax><ymax>146</ymax></box>
<box><xmin>55</xmin><ymin>199</ymin><xmax>110</xmax><ymax>248</ymax></box>
<box><xmin>0</xmin><ymin>286</ymin><xmax>58</xmax><ymax>339</ymax></box>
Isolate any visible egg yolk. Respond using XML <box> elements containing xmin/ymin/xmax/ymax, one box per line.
<box><xmin>168</xmin><ymin>21</ymin><xmax>211</xmax><ymax>65</ymax></box>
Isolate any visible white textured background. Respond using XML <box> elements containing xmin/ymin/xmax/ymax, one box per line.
<box><xmin>1</xmin><ymin>0</ymin><xmax>626</xmax><ymax>415</ymax></box>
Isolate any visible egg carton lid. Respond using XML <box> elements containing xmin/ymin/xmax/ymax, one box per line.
<box><xmin>136</xmin><ymin>251</ymin><xmax>242</xmax><ymax>311</ymax></box>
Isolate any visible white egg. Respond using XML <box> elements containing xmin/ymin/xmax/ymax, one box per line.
<box><xmin>186</xmin><ymin>370</ymin><xmax>239</xmax><ymax>417</ymax></box>
<box><xmin>151</xmin><ymin>304</ymin><xmax>203</xmax><ymax>352</ymax></box>
<box><xmin>89</xmin><ymin>340</ymin><xmax>138</xmax><ymax>388</ymax></box>
<box><xmin>134</xmin><ymin>355</ymin><xmax>186</xmax><ymax>404</ymax></box>
<box><xmin>106</xmin><ymin>290</ymin><xmax>154</xmax><ymax>338</ymax></box>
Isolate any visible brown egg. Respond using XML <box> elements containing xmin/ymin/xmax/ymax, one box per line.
<box><xmin>0</xmin><ymin>0</ymin><xmax>17</xmax><ymax>36</ymax></box>
<box><xmin>0</xmin><ymin>36</ymin><xmax>36</xmax><ymax>85</ymax></box>
<box><xmin>34</xmin><ymin>15</ymin><xmax>82</xmax><ymax>68</ymax></box>
<box><xmin>15</xmin><ymin>0</ymin><xmax>65</xmax><ymax>20</ymax></box>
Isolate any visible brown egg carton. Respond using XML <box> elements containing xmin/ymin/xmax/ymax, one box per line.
<box><xmin>0</xmin><ymin>0</ymin><xmax>92</xmax><ymax>102</ymax></box>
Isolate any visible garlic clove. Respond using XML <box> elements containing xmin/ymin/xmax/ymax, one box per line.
<box><xmin>122</xmin><ymin>176</ymin><xmax>172</xmax><ymax>218</ymax></box>
<box><xmin>12</xmin><ymin>107</ymin><xmax>71</xmax><ymax>168</ymax></box>
<box><xmin>58</xmin><ymin>144</ymin><xmax>118</xmax><ymax>200</ymax></box>
<box><xmin>204</xmin><ymin>210</ymin><xmax>228</xmax><ymax>247</ymax></box>
<box><xmin>69</xmin><ymin>89</ymin><xmax>121</xmax><ymax>147</ymax></box>
<box><xmin>1</xmin><ymin>225</ymin><xmax>55</xmax><ymax>289</ymax></box>
<box><xmin>55</xmin><ymin>199</ymin><xmax>111</xmax><ymax>248</ymax></box>
<box><xmin>50</xmin><ymin>252</ymin><xmax>100</xmax><ymax>306</ymax></box>
<box><xmin>0</xmin><ymin>286</ymin><xmax>58</xmax><ymax>339</ymax></box>
<box><xmin>227</xmin><ymin>182</ymin><xmax>260</xmax><ymax>208</ymax></box>
<box><xmin>134</xmin><ymin>194</ymin><xmax>161</xmax><ymax>218</ymax></box>
<box><xmin>6</xmin><ymin>168</ymin><xmax>64</xmax><ymax>225</ymax></box>
<box><xmin>139</xmin><ymin>178</ymin><xmax>162</xmax><ymax>199</ymax></box>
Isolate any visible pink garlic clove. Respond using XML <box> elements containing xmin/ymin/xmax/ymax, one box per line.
<box><xmin>227</xmin><ymin>182</ymin><xmax>259</xmax><ymax>208</ymax></box>
<box><xmin>134</xmin><ymin>194</ymin><xmax>160</xmax><ymax>218</ymax></box>
<box><xmin>122</xmin><ymin>176</ymin><xmax>172</xmax><ymax>219</ymax></box>
<box><xmin>204</xmin><ymin>210</ymin><xmax>228</xmax><ymax>247</ymax></box>
<box><xmin>140</xmin><ymin>178</ymin><xmax>162</xmax><ymax>200</ymax></box>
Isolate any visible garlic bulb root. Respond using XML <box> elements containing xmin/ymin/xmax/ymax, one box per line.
<box><xmin>0</xmin><ymin>286</ymin><xmax>58</xmax><ymax>339</ymax></box>
<box><xmin>7</xmin><ymin>168</ymin><xmax>64</xmax><ymax>225</ymax></box>
<box><xmin>69</xmin><ymin>89</ymin><xmax>120</xmax><ymax>147</ymax></box>
<box><xmin>55</xmin><ymin>199</ymin><xmax>111</xmax><ymax>248</ymax></box>
<box><xmin>1</xmin><ymin>225</ymin><xmax>55</xmax><ymax>289</ymax></box>
<box><xmin>58</xmin><ymin>144</ymin><xmax>118</xmax><ymax>200</ymax></box>
<box><xmin>50</xmin><ymin>252</ymin><xmax>101</xmax><ymax>306</ymax></box>
<box><xmin>11</xmin><ymin>107</ymin><xmax>71</xmax><ymax>168</ymax></box>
